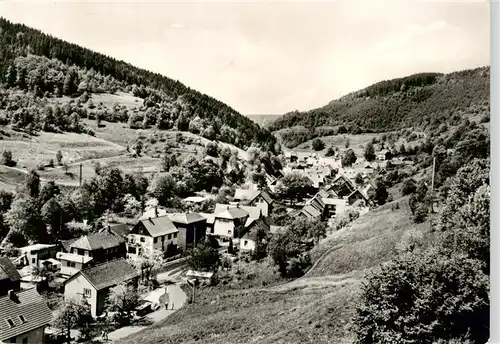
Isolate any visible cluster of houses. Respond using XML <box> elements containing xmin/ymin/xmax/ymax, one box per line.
<box><xmin>0</xmin><ymin>146</ymin><xmax>410</xmax><ymax>341</ymax></box>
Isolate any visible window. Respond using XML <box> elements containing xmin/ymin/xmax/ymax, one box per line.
<box><xmin>84</xmin><ymin>288</ymin><xmax>91</xmax><ymax>298</ymax></box>
<box><xmin>167</xmin><ymin>234</ymin><xmax>172</xmax><ymax>240</ymax></box>
<box><xmin>244</xmin><ymin>240</ymin><xmax>248</xmax><ymax>246</ymax></box>
<box><xmin>161</xmin><ymin>236</ymin><xmax>165</xmax><ymax>242</ymax></box>
<box><xmin>19</xmin><ymin>315</ymin><xmax>26</xmax><ymax>324</ymax></box>
<box><xmin>6</xmin><ymin>319</ymin><xmax>15</xmax><ymax>328</ymax></box>
<box><xmin>140</xmin><ymin>237</ymin><xmax>145</xmax><ymax>243</ymax></box>
<box><xmin>173</xmin><ymin>233</ymin><xmax>177</xmax><ymax>238</ymax></box>
<box><xmin>154</xmin><ymin>237</ymin><xmax>158</xmax><ymax>244</ymax></box>
<box><xmin>23</xmin><ymin>337</ymin><xmax>28</xmax><ymax>344</ymax></box>
<box><xmin>70</xmin><ymin>262</ymin><xmax>76</xmax><ymax>268</ymax></box>
<box><xmin>228</xmin><ymin>230</ymin><xmax>232</xmax><ymax>235</ymax></box>
<box><xmin>32</xmin><ymin>257</ymin><xmax>36</xmax><ymax>264</ymax></box>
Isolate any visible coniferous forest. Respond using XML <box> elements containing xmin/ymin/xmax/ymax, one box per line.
<box><xmin>0</xmin><ymin>17</ymin><xmax>277</xmax><ymax>152</ymax></box>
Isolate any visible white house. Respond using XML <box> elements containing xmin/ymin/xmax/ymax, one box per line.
<box><xmin>17</xmin><ymin>244</ymin><xmax>58</xmax><ymax>267</ymax></box>
<box><xmin>213</xmin><ymin>205</ymin><xmax>250</xmax><ymax>239</ymax></box>
<box><xmin>63</xmin><ymin>259</ymin><xmax>139</xmax><ymax>318</ymax></box>
<box><xmin>56</xmin><ymin>252</ymin><xmax>93</xmax><ymax>278</ymax></box>
<box><xmin>323</xmin><ymin>198</ymin><xmax>349</xmax><ymax>219</ymax></box>
<box><xmin>240</xmin><ymin>218</ymin><xmax>270</xmax><ymax>252</ymax></box>
<box><xmin>0</xmin><ymin>288</ymin><xmax>52</xmax><ymax>344</ymax></box>
<box><xmin>127</xmin><ymin>215</ymin><xmax>179</xmax><ymax>259</ymax></box>
<box><xmin>245</xmin><ymin>190</ymin><xmax>274</xmax><ymax>217</ymax></box>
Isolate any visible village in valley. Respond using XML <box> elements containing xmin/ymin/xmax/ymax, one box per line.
<box><xmin>0</xmin><ymin>134</ymin><xmax>410</xmax><ymax>343</ymax></box>
<box><xmin>0</xmin><ymin>5</ymin><xmax>491</xmax><ymax>344</ymax></box>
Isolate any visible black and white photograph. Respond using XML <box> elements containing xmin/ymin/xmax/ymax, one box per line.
<box><xmin>0</xmin><ymin>1</ymin><xmax>493</xmax><ymax>343</ymax></box>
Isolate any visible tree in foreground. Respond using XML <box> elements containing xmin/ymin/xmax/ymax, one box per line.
<box><xmin>353</xmin><ymin>250</ymin><xmax>489</xmax><ymax>344</ymax></box>
<box><xmin>53</xmin><ymin>299</ymin><xmax>93</xmax><ymax>344</ymax></box>
<box><xmin>106</xmin><ymin>283</ymin><xmax>140</xmax><ymax>326</ymax></box>
<box><xmin>128</xmin><ymin>248</ymin><xmax>165</xmax><ymax>284</ymax></box>
<box><xmin>374</xmin><ymin>180</ymin><xmax>389</xmax><ymax>205</ymax></box>
<box><xmin>354</xmin><ymin>159</ymin><xmax>490</xmax><ymax>344</ymax></box>
<box><xmin>186</xmin><ymin>243</ymin><xmax>221</xmax><ymax>272</ymax></box>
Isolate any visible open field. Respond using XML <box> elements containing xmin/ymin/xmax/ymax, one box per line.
<box><xmin>119</xmin><ymin>194</ymin><xmax>433</xmax><ymax>344</ymax></box>
<box><xmin>56</xmin><ymin>91</ymin><xmax>143</xmax><ymax>110</ymax></box>
<box><xmin>1</xmin><ymin>119</ymin><xmax>248</xmax><ymax>190</ymax></box>
<box><xmin>84</xmin><ymin>120</ymin><xmax>249</xmax><ymax>161</ymax></box>
<box><xmin>37</xmin><ymin>154</ymin><xmax>161</xmax><ymax>186</ymax></box>
<box><xmin>0</xmin><ymin>129</ymin><xmax>126</xmax><ymax>170</ymax></box>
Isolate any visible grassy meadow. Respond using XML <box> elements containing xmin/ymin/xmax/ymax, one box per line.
<box><xmin>119</xmin><ymin>191</ymin><xmax>434</xmax><ymax>344</ymax></box>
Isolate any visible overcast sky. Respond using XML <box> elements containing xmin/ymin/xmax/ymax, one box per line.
<box><xmin>0</xmin><ymin>0</ymin><xmax>490</xmax><ymax>114</ymax></box>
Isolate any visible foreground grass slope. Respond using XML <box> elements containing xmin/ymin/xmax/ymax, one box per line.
<box><xmin>120</xmin><ymin>195</ymin><xmax>432</xmax><ymax>344</ymax></box>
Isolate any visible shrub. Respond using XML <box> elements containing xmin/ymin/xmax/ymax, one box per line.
<box><xmin>311</xmin><ymin>138</ymin><xmax>325</xmax><ymax>151</ymax></box>
<box><xmin>1</xmin><ymin>150</ymin><xmax>16</xmax><ymax>167</ymax></box>
<box><xmin>325</xmin><ymin>146</ymin><xmax>336</xmax><ymax>157</ymax></box>
<box><xmin>353</xmin><ymin>250</ymin><xmax>489</xmax><ymax>344</ymax></box>
<box><xmin>401</xmin><ymin>178</ymin><xmax>417</xmax><ymax>196</ymax></box>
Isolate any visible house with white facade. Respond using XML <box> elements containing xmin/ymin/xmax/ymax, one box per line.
<box><xmin>127</xmin><ymin>215</ymin><xmax>179</xmax><ymax>259</ymax></box>
<box><xmin>17</xmin><ymin>244</ymin><xmax>58</xmax><ymax>268</ymax></box>
<box><xmin>63</xmin><ymin>259</ymin><xmax>139</xmax><ymax>318</ymax></box>
<box><xmin>56</xmin><ymin>252</ymin><xmax>93</xmax><ymax>278</ymax></box>
<box><xmin>212</xmin><ymin>204</ymin><xmax>262</xmax><ymax>239</ymax></box>
<box><xmin>240</xmin><ymin>218</ymin><xmax>270</xmax><ymax>252</ymax></box>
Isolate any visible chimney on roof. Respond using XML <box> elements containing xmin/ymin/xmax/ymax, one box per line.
<box><xmin>154</xmin><ymin>206</ymin><xmax>158</xmax><ymax>217</ymax></box>
<box><xmin>8</xmin><ymin>290</ymin><xmax>19</xmax><ymax>303</ymax></box>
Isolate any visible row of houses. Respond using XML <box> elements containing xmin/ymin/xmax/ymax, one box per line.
<box><xmin>288</xmin><ymin>174</ymin><xmax>373</xmax><ymax>222</ymax></box>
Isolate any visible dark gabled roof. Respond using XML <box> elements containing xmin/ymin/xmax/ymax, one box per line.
<box><xmin>0</xmin><ymin>257</ymin><xmax>20</xmax><ymax>283</ymax></box>
<box><xmin>61</xmin><ymin>238</ymin><xmax>78</xmax><ymax>253</ymax></box>
<box><xmin>0</xmin><ymin>288</ymin><xmax>52</xmax><ymax>342</ymax></box>
<box><xmin>241</xmin><ymin>219</ymin><xmax>270</xmax><ymax>242</ymax></box>
<box><xmin>302</xmin><ymin>205</ymin><xmax>322</xmax><ymax>219</ymax></box>
<box><xmin>167</xmin><ymin>212</ymin><xmax>206</xmax><ymax>225</ymax></box>
<box><xmin>134</xmin><ymin>215</ymin><xmax>179</xmax><ymax>238</ymax></box>
<box><xmin>108</xmin><ymin>224</ymin><xmax>132</xmax><ymax>238</ymax></box>
<box><xmin>348</xmin><ymin>189</ymin><xmax>369</xmax><ymax>202</ymax></box>
<box><xmin>69</xmin><ymin>228</ymin><xmax>126</xmax><ymax>251</ymax></box>
<box><xmin>214</xmin><ymin>204</ymin><xmax>249</xmax><ymax>220</ymax></box>
<box><xmin>73</xmin><ymin>259</ymin><xmax>139</xmax><ymax>291</ymax></box>
<box><xmin>248</xmin><ymin>190</ymin><xmax>274</xmax><ymax>205</ymax></box>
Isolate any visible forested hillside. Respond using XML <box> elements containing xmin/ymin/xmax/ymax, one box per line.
<box><xmin>0</xmin><ymin>17</ymin><xmax>277</xmax><ymax>151</ymax></box>
<box><xmin>270</xmin><ymin>68</ymin><xmax>489</xmax><ymax>148</ymax></box>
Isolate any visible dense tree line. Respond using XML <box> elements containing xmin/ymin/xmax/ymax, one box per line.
<box><xmin>270</xmin><ymin>67</ymin><xmax>489</xmax><ymax>148</ymax></box>
<box><xmin>0</xmin><ymin>18</ymin><xmax>277</xmax><ymax>151</ymax></box>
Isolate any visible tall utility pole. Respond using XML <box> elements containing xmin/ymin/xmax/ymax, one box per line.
<box><xmin>79</xmin><ymin>163</ymin><xmax>83</xmax><ymax>187</ymax></box>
